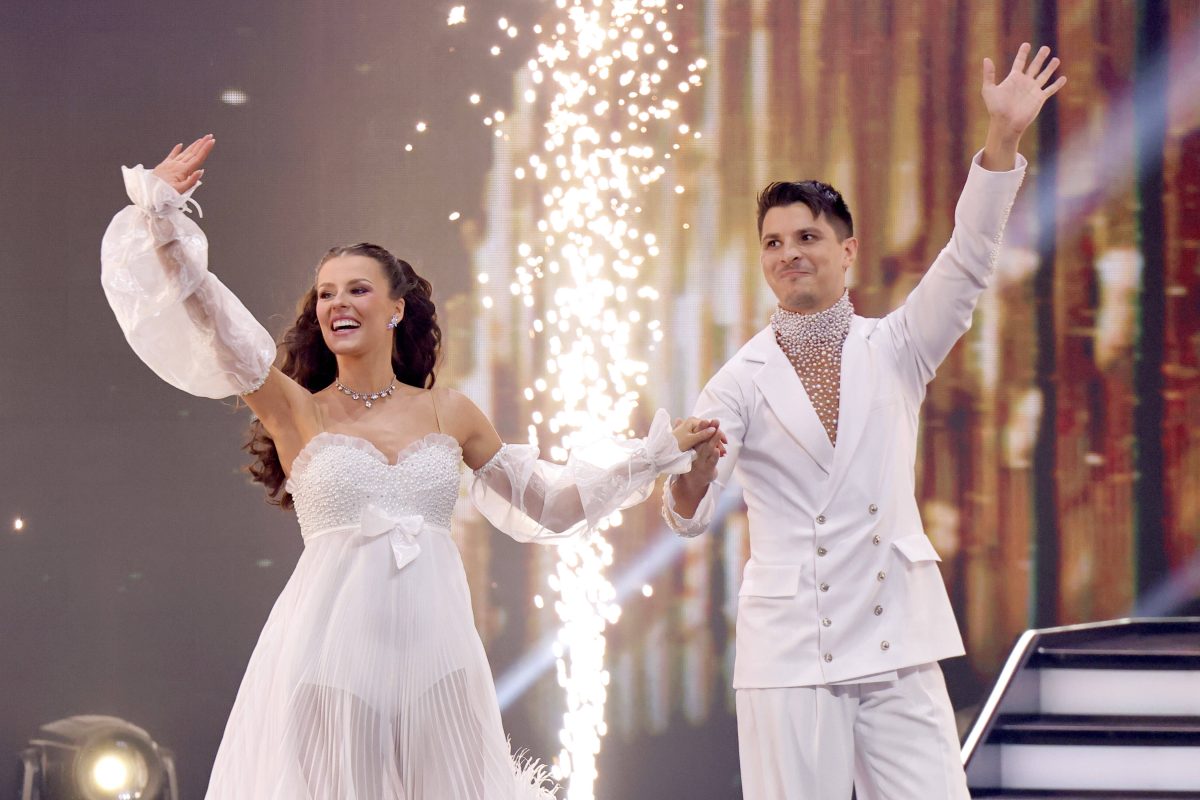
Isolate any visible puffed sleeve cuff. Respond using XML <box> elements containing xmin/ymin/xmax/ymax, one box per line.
<box><xmin>122</xmin><ymin>165</ymin><xmax>202</xmax><ymax>219</ymax></box>
<box><xmin>643</xmin><ymin>408</ymin><xmax>694</xmax><ymax>475</ymax></box>
<box><xmin>661</xmin><ymin>474</ymin><xmax>716</xmax><ymax>538</ymax></box>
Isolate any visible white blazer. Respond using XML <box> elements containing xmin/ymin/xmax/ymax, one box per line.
<box><xmin>665</xmin><ymin>152</ymin><xmax>1027</xmax><ymax>688</ymax></box>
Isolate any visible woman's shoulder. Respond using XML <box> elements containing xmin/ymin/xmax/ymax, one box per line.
<box><xmin>431</xmin><ymin>385</ymin><xmax>479</xmax><ymax>413</ymax></box>
<box><xmin>429</xmin><ymin>386</ymin><xmax>499</xmax><ymax>459</ymax></box>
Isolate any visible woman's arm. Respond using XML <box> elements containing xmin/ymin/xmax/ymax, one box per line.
<box><xmin>442</xmin><ymin>389</ymin><xmax>718</xmax><ymax>540</ymax></box>
<box><xmin>101</xmin><ymin>135</ymin><xmax>316</xmax><ymax>448</ymax></box>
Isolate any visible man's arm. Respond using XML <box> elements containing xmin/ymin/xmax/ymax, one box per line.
<box><xmin>669</xmin><ymin>436</ymin><xmax>720</xmax><ymax>519</ymax></box>
<box><xmin>663</xmin><ymin>369</ymin><xmax>748</xmax><ymax>536</ymax></box>
<box><xmin>885</xmin><ymin>44</ymin><xmax>1065</xmax><ymax>391</ymax></box>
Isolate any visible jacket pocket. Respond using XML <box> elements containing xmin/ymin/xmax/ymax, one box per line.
<box><xmin>891</xmin><ymin>533</ymin><xmax>942</xmax><ymax>563</ymax></box>
<box><xmin>738</xmin><ymin>564</ymin><xmax>802</xmax><ymax>598</ymax></box>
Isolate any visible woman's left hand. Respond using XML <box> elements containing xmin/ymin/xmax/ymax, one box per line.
<box><xmin>671</xmin><ymin>417</ymin><xmax>726</xmax><ymax>454</ymax></box>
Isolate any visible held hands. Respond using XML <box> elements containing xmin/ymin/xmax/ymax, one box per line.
<box><xmin>671</xmin><ymin>417</ymin><xmax>724</xmax><ymax>453</ymax></box>
<box><xmin>672</xmin><ymin>417</ymin><xmax>726</xmax><ymax>489</ymax></box>
<box><xmin>981</xmin><ymin>44</ymin><xmax>1066</xmax><ymax>170</ymax></box>
<box><xmin>152</xmin><ymin>134</ymin><xmax>216</xmax><ymax>195</ymax></box>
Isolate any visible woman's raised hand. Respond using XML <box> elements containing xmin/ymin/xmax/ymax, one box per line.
<box><xmin>152</xmin><ymin>134</ymin><xmax>215</xmax><ymax>195</ymax></box>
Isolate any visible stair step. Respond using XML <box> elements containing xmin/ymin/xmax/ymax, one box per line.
<box><xmin>1037</xmin><ymin>667</ymin><xmax>1200</xmax><ymax>716</ymax></box>
<box><xmin>1031</xmin><ymin>623</ymin><xmax>1200</xmax><ymax>670</ymax></box>
<box><xmin>971</xmin><ymin>791</ymin><xmax>1200</xmax><ymax>799</ymax></box>
<box><xmin>1035</xmin><ymin>646</ymin><xmax>1200</xmax><ymax>670</ymax></box>
<box><xmin>991</xmin><ymin>715</ymin><xmax>1200</xmax><ymax>745</ymax></box>
<box><xmin>987</xmin><ymin>742</ymin><xmax>1200</xmax><ymax>792</ymax></box>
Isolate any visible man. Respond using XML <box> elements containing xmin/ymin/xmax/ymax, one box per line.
<box><xmin>664</xmin><ymin>45</ymin><xmax>1066</xmax><ymax>799</ymax></box>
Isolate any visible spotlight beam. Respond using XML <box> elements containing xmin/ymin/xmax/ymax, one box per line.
<box><xmin>496</xmin><ymin>483</ymin><xmax>742</xmax><ymax>710</ymax></box>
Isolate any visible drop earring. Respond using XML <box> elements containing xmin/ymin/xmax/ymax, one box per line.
<box><xmin>387</xmin><ymin>313</ymin><xmax>401</xmax><ymax>330</ymax></box>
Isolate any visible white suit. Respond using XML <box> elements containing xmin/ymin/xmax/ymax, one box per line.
<box><xmin>665</xmin><ymin>152</ymin><xmax>1026</xmax><ymax>797</ymax></box>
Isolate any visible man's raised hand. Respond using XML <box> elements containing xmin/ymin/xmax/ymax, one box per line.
<box><xmin>982</xmin><ymin>44</ymin><xmax>1066</xmax><ymax>142</ymax></box>
<box><xmin>152</xmin><ymin>134</ymin><xmax>215</xmax><ymax>195</ymax></box>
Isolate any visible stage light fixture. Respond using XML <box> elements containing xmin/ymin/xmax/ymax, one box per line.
<box><xmin>19</xmin><ymin>715</ymin><xmax>177</xmax><ymax>800</ymax></box>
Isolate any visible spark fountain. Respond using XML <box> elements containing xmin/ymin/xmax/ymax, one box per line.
<box><xmin>492</xmin><ymin>1</ymin><xmax>704</xmax><ymax>796</ymax></box>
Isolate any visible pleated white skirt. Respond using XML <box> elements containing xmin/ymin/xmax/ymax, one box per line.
<box><xmin>204</xmin><ymin>525</ymin><xmax>554</xmax><ymax>800</ymax></box>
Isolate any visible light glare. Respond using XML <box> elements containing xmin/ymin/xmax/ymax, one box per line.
<box><xmin>92</xmin><ymin>754</ymin><xmax>129</xmax><ymax>792</ymax></box>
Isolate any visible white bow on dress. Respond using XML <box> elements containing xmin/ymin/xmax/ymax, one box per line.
<box><xmin>359</xmin><ymin>506</ymin><xmax>425</xmax><ymax>570</ymax></box>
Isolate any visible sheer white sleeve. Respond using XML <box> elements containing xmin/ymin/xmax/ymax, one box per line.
<box><xmin>100</xmin><ymin>165</ymin><xmax>276</xmax><ymax>398</ymax></box>
<box><xmin>470</xmin><ymin>408</ymin><xmax>694</xmax><ymax>542</ymax></box>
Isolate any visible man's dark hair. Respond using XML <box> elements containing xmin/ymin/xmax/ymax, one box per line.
<box><xmin>756</xmin><ymin>180</ymin><xmax>854</xmax><ymax>241</ymax></box>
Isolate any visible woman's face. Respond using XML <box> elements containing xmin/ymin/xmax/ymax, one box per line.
<box><xmin>315</xmin><ymin>255</ymin><xmax>404</xmax><ymax>358</ymax></box>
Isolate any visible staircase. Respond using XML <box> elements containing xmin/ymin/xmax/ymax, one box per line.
<box><xmin>961</xmin><ymin>617</ymin><xmax>1200</xmax><ymax>798</ymax></box>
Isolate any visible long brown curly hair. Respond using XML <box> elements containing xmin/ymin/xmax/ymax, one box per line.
<box><xmin>245</xmin><ymin>243</ymin><xmax>441</xmax><ymax>509</ymax></box>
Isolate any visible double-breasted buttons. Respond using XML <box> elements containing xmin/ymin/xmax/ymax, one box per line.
<box><xmin>824</xmin><ymin>653</ymin><xmax>833</xmax><ymax>663</ymax></box>
<box><xmin>869</xmin><ymin>504</ymin><xmax>879</xmax><ymax>515</ymax></box>
<box><xmin>819</xmin><ymin>582</ymin><xmax>830</xmax><ymax>592</ymax></box>
<box><xmin>874</xmin><ymin>605</ymin><xmax>884</xmax><ymax>616</ymax></box>
<box><xmin>877</xmin><ymin>570</ymin><xmax>887</xmax><ymax>582</ymax></box>
<box><xmin>872</xmin><ymin>534</ymin><xmax>881</xmax><ymax>545</ymax></box>
<box><xmin>822</xmin><ymin>618</ymin><xmax>832</xmax><ymax>627</ymax></box>
<box><xmin>816</xmin><ymin>514</ymin><xmax>827</xmax><ymax>525</ymax></box>
<box><xmin>817</xmin><ymin>546</ymin><xmax>828</xmax><ymax>557</ymax></box>
<box><xmin>880</xmin><ymin>641</ymin><xmax>890</xmax><ymax>651</ymax></box>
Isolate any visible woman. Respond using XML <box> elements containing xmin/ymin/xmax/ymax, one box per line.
<box><xmin>100</xmin><ymin>134</ymin><xmax>722</xmax><ymax>799</ymax></box>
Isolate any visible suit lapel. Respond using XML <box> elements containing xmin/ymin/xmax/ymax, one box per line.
<box><xmin>748</xmin><ymin>327</ymin><xmax>835</xmax><ymax>474</ymax></box>
<box><xmin>820</xmin><ymin>318</ymin><xmax>876</xmax><ymax>507</ymax></box>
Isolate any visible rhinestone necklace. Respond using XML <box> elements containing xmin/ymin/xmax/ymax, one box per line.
<box><xmin>770</xmin><ymin>291</ymin><xmax>854</xmax><ymax>446</ymax></box>
<box><xmin>334</xmin><ymin>375</ymin><xmax>398</xmax><ymax>409</ymax></box>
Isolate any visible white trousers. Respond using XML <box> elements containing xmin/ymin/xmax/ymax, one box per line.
<box><xmin>735</xmin><ymin>663</ymin><xmax>970</xmax><ymax>800</ymax></box>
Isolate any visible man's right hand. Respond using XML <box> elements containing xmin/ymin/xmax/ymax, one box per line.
<box><xmin>683</xmin><ymin>425</ymin><xmax>723</xmax><ymax>487</ymax></box>
<box><xmin>670</xmin><ymin>418</ymin><xmax>725</xmax><ymax>520</ymax></box>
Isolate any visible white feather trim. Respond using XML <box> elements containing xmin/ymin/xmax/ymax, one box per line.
<box><xmin>511</xmin><ymin>747</ymin><xmax>559</xmax><ymax>799</ymax></box>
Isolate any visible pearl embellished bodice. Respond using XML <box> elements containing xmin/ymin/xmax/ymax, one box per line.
<box><xmin>286</xmin><ymin>432</ymin><xmax>462</xmax><ymax>536</ymax></box>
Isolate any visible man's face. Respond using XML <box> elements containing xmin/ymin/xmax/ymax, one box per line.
<box><xmin>760</xmin><ymin>203</ymin><xmax>857</xmax><ymax>313</ymax></box>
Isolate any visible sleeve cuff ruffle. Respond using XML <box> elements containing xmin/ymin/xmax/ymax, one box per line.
<box><xmin>644</xmin><ymin>408</ymin><xmax>695</xmax><ymax>475</ymax></box>
<box><xmin>660</xmin><ymin>474</ymin><xmax>715</xmax><ymax>538</ymax></box>
<box><xmin>121</xmin><ymin>165</ymin><xmax>203</xmax><ymax>218</ymax></box>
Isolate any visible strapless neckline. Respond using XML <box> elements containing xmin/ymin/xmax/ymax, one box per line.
<box><xmin>289</xmin><ymin>431</ymin><xmax>462</xmax><ymax>481</ymax></box>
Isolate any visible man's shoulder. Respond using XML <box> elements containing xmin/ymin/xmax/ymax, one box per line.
<box><xmin>855</xmin><ymin>313</ymin><xmax>886</xmax><ymax>336</ymax></box>
<box><xmin>743</xmin><ymin>325</ymin><xmax>778</xmax><ymax>358</ymax></box>
<box><xmin>693</xmin><ymin>328</ymin><xmax>771</xmax><ymax>402</ymax></box>
<box><xmin>718</xmin><ymin>326</ymin><xmax>774</xmax><ymax>372</ymax></box>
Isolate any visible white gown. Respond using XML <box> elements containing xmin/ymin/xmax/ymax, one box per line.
<box><xmin>100</xmin><ymin>166</ymin><xmax>694</xmax><ymax>799</ymax></box>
